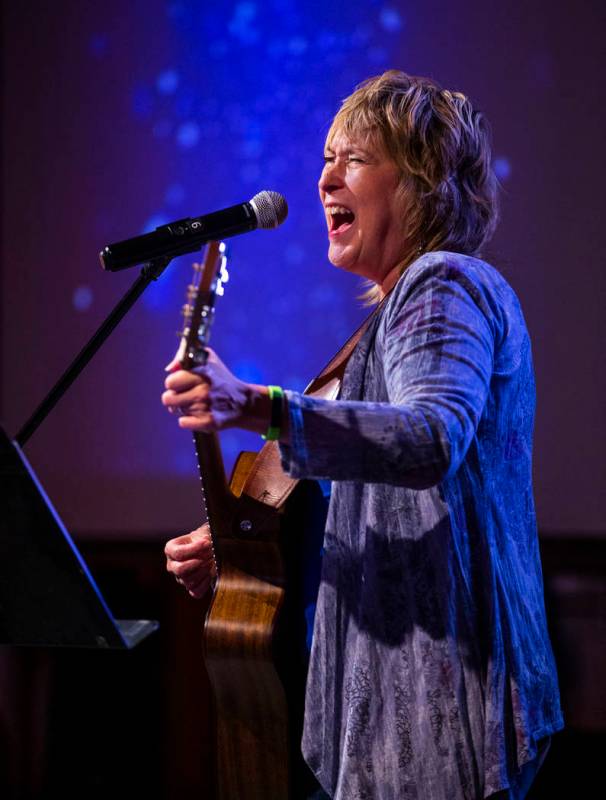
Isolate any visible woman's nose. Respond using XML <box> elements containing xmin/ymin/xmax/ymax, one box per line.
<box><xmin>318</xmin><ymin>160</ymin><xmax>345</xmax><ymax>195</ymax></box>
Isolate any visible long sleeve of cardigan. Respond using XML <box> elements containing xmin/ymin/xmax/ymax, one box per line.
<box><xmin>279</xmin><ymin>257</ymin><xmax>500</xmax><ymax>488</ymax></box>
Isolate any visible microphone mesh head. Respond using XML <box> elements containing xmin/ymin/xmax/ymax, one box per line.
<box><xmin>250</xmin><ymin>190</ymin><xmax>288</xmax><ymax>229</ymax></box>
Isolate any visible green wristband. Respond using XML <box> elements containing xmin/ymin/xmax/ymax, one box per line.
<box><xmin>262</xmin><ymin>385</ymin><xmax>284</xmax><ymax>441</ymax></box>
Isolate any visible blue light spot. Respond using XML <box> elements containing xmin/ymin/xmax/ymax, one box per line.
<box><xmin>156</xmin><ymin>68</ymin><xmax>180</xmax><ymax>95</ymax></box>
<box><xmin>229</xmin><ymin>2</ymin><xmax>259</xmax><ymax>44</ymax></box>
<box><xmin>73</xmin><ymin>285</ymin><xmax>93</xmax><ymax>312</ymax></box>
<box><xmin>379</xmin><ymin>7</ymin><xmax>403</xmax><ymax>33</ymax></box>
<box><xmin>494</xmin><ymin>156</ymin><xmax>512</xmax><ymax>181</ymax></box>
<box><xmin>233</xmin><ymin>2</ymin><xmax>256</xmax><ymax>21</ymax></box>
<box><xmin>176</xmin><ymin>121</ymin><xmax>200</xmax><ymax>148</ymax></box>
<box><xmin>288</xmin><ymin>37</ymin><xmax>308</xmax><ymax>55</ymax></box>
<box><xmin>165</xmin><ymin>183</ymin><xmax>186</xmax><ymax>206</ymax></box>
<box><xmin>240</xmin><ymin>138</ymin><xmax>263</xmax><ymax>158</ymax></box>
<box><xmin>89</xmin><ymin>33</ymin><xmax>109</xmax><ymax>58</ymax></box>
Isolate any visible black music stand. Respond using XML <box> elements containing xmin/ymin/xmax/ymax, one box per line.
<box><xmin>0</xmin><ymin>424</ymin><xmax>158</xmax><ymax>648</ymax></box>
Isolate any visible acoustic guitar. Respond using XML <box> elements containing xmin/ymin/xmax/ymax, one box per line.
<box><xmin>176</xmin><ymin>241</ymin><xmax>369</xmax><ymax>799</ymax></box>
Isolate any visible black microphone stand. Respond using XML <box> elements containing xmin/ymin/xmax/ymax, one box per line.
<box><xmin>16</xmin><ymin>256</ymin><xmax>171</xmax><ymax>447</ymax></box>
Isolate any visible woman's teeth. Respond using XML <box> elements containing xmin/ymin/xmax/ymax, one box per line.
<box><xmin>327</xmin><ymin>206</ymin><xmax>355</xmax><ymax>232</ymax></box>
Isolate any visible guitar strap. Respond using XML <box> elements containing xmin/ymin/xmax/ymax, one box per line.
<box><xmin>239</xmin><ymin>307</ymin><xmax>379</xmax><ymax>510</ymax></box>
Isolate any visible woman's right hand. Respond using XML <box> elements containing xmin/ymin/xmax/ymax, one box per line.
<box><xmin>165</xmin><ymin>523</ymin><xmax>216</xmax><ymax>599</ymax></box>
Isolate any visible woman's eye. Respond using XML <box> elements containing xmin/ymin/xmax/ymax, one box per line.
<box><xmin>322</xmin><ymin>154</ymin><xmax>365</xmax><ymax>166</ymax></box>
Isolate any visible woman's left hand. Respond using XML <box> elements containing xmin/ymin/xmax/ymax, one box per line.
<box><xmin>162</xmin><ymin>347</ymin><xmax>268</xmax><ymax>434</ymax></box>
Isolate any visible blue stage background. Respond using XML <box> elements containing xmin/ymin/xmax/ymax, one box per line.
<box><xmin>2</xmin><ymin>0</ymin><xmax>605</xmax><ymax>536</ymax></box>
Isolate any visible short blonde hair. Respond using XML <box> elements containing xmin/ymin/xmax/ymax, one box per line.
<box><xmin>328</xmin><ymin>71</ymin><xmax>499</xmax><ymax>299</ymax></box>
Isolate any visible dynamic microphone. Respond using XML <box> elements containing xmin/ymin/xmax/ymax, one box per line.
<box><xmin>99</xmin><ymin>190</ymin><xmax>288</xmax><ymax>271</ymax></box>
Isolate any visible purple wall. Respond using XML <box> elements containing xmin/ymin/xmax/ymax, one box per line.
<box><xmin>2</xmin><ymin>0</ymin><xmax>605</xmax><ymax>537</ymax></box>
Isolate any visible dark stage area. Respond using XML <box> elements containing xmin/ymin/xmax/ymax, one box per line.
<box><xmin>1</xmin><ymin>534</ymin><xmax>604</xmax><ymax>799</ymax></box>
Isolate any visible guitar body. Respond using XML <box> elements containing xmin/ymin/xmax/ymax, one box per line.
<box><xmin>204</xmin><ymin>447</ymin><xmax>327</xmax><ymax>800</ymax></box>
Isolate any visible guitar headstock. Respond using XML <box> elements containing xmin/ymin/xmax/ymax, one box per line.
<box><xmin>175</xmin><ymin>240</ymin><xmax>228</xmax><ymax>369</ymax></box>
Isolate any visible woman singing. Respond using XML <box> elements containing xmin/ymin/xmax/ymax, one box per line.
<box><xmin>162</xmin><ymin>71</ymin><xmax>563</xmax><ymax>800</ymax></box>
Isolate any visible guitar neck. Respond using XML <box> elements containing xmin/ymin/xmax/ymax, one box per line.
<box><xmin>193</xmin><ymin>431</ymin><xmax>234</xmax><ymax>565</ymax></box>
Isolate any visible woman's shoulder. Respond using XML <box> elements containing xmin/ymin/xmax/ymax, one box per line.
<box><xmin>380</xmin><ymin>251</ymin><xmax>531</xmax><ymax>371</ymax></box>
<box><xmin>399</xmin><ymin>250</ymin><xmax>512</xmax><ymax>294</ymax></box>
<box><xmin>384</xmin><ymin>250</ymin><xmax>523</xmax><ymax>325</ymax></box>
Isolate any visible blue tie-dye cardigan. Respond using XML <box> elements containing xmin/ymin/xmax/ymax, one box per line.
<box><xmin>280</xmin><ymin>252</ymin><xmax>563</xmax><ymax>800</ymax></box>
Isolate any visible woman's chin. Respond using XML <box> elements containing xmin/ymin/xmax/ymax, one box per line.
<box><xmin>328</xmin><ymin>244</ymin><xmax>357</xmax><ymax>273</ymax></box>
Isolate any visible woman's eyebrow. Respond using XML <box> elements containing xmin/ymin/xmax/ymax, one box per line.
<box><xmin>324</xmin><ymin>145</ymin><xmax>372</xmax><ymax>156</ymax></box>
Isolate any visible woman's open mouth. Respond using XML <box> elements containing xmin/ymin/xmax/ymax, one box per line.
<box><xmin>327</xmin><ymin>205</ymin><xmax>355</xmax><ymax>237</ymax></box>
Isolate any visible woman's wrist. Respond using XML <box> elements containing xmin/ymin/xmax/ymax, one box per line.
<box><xmin>244</xmin><ymin>384</ymin><xmax>271</xmax><ymax>435</ymax></box>
<box><xmin>245</xmin><ymin>384</ymin><xmax>290</xmax><ymax>442</ymax></box>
